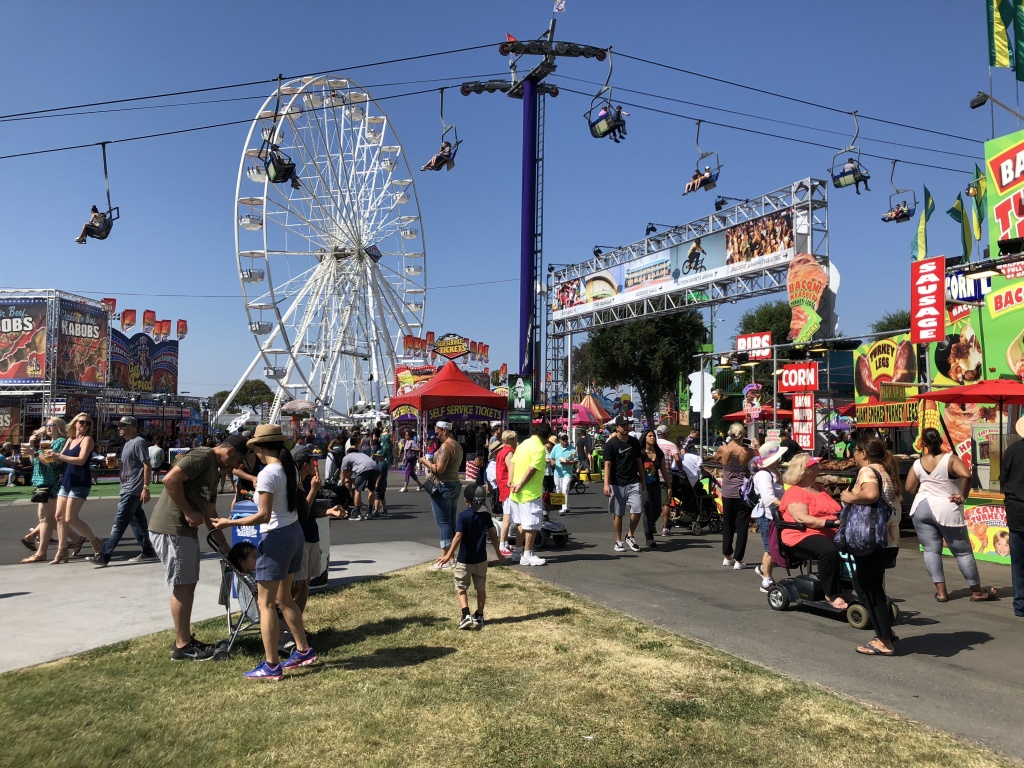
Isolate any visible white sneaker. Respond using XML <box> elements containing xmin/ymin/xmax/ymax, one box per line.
<box><xmin>723</xmin><ymin>557</ymin><xmax>736</xmax><ymax>567</ymax></box>
<box><xmin>128</xmin><ymin>553</ymin><xmax>159</xmax><ymax>564</ymax></box>
<box><xmin>398</xmin><ymin>487</ymin><xmax>407</xmax><ymax>493</ymax></box>
<box><xmin>760</xmin><ymin>578</ymin><xmax>774</xmax><ymax>593</ymax></box>
<box><xmin>733</xmin><ymin>561</ymin><xmax>749</xmax><ymax>570</ymax></box>
<box><xmin>754</xmin><ymin>565</ymin><xmax>766</xmax><ymax>578</ymax></box>
<box><xmin>428</xmin><ymin>560</ymin><xmax>446</xmax><ymax>571</ymax></box>
<box><xmin>520</xmin><ymin>552</ymin><xmax>546</xmax><ymax>566</ymax></box>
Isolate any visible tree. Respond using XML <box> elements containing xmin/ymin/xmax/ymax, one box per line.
<box><xmin>735</xmin><ymin>300</ymin><xmax>798</xmax><ymax>361</ymax></box>
<box><xmin>563</xmin><ymin>339</ymin><xmax>596</xmax><ymax>390</ymax></box>
<box><xmin>587</xmin><ymin>311</ymin><xmax>707</xmax><ymax>420</ymax></box>
<box><xmin>869</xmin><ymin>309</ymin><xmax>911</xmax><ymax>335</ymax></box>
<box><xmin>212</xmin><ymin>379</ymin><xmax>276</xmax><ymax>411</ymax></box>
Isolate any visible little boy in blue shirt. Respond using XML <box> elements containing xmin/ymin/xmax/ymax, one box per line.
<box><xmin>435</xmin><ymin>484</ymin><xmax>506</xmax><ymax>629</ymax></box>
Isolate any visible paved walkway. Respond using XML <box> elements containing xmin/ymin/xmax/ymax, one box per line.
<box><xmin>0</xmin><ymin>540</ymin><xmax>437</xmax><ymax>674</ymax></box>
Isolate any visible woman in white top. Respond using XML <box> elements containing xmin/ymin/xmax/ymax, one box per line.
<box><xmin>213</xmin><ymin>425</ymin><xmax>316</xmax><ymax>680</ymax></box>
<box><xmin>905</xmin><ymin>427</ymin><xmax>995</xmax><ymax>603</ymax></box>
<box><xmin>840</xmin><ymin>437</ymin><xmax>902</xmax><ymax>656</ymax></box>
<box><xmin>750</xmin><ymin>443</ymin><xmax>785</xmax><ymax>593</ymax></box>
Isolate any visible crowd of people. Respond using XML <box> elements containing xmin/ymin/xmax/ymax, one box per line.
<box><xmin>724</xmin><ymin>211</ymin><xmax>794</xmax><ymax>264</ymax></box>
<box><xmin>12</xmin><ymin>409</ymin><xmax>1024</xmax><ymax>673</ymax></box>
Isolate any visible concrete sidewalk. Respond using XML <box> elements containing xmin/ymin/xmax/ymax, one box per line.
<box><xmin>0</xmin><ymin>540</ymin><xmax>437</xmax><ymax>674</ymax></box>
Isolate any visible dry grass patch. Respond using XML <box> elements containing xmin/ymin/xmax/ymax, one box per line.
<box><xmin>0</xmin><ymin>566</ymin><xmax>1017</xmax><ymax>768</ymax></box>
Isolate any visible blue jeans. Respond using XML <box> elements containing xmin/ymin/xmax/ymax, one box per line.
<box><xmin>429</xmin><ymin>482</ymin><xmax>460</xmax><ymax>548</ymax></box>
<box><xmin>1009</xmin><ymin>528</ymin><xmax>1024</xmax><ymax>617</ymax></box>
<box><xmin>101</xmin><ymin>493</ymin><xmax>157</xmax><ymax>558</ymax></box>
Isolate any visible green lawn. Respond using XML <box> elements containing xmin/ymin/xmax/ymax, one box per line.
<box><xmin>0</xmin><ymin>567</ymin><xmax>1015</xmax><ymax>768</ymax></box>
<box><xmin>0</xmin><ymin>480</ymin><xmax>125</xmax><ymax>503</ymax></box>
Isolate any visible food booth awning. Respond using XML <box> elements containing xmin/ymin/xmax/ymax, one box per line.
<box><xmin>388</xmin><ymin>361</ymin><xmax>507</xmax><ymax>422</ymax></box>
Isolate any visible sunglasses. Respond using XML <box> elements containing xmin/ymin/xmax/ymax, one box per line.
<box><xmin>45</xmin><ymin>423</ymin><xmax>55</xmax><ymax>427</ymax></box>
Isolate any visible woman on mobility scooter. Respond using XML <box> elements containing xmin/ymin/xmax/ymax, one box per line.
<box><xmin>840</xmin><ymin>437</ymin><xmax>902</xmax><ymax>657</ymax></box>
<box><xmin>779</xmin><ymin>455</ymin><xmax>846</xmax><ymax>611</ymax></box>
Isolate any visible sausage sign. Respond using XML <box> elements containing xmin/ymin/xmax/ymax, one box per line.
<box><xmin>910</xmin><ymin>256</ymin><xmax>945</xmax><ymax>344</ymax></box>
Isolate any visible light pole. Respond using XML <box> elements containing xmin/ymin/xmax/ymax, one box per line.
<box><xmin>970</xmin><ymin>90</ymin><xmax>1024</xmax><ymax>135</ymax></box>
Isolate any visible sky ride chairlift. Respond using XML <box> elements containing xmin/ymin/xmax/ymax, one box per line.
<box><xmin>76</xmin><ymin>142</ymin><xmax>119</xmax><ymax>243</ymax></box>
<box><xmin>261</xmin><ymin>75</ymin><xmax>301</xmax><ymax>190</ymax></box>
<box><xmin>421</xmin><ymin>88</ymin><xmax>462</xmax><ymax>172</ymax></box>
<box><xmin>880</xmin><ymin>160</ymin><xmax>917</xmax><ymax>223</ymax></box>
<box><xmin>682</xmin><ymin>120</ymin><xmax>721</xmax><ymax>194</ymax></box>
<box><xmin>829</xmin><ymin>110</ymin><xmax>870</xmax><ymax>190</ymax></box>
<box><xmin>583</xmin><ymin>47</ymin><xmax>622</xmax><ymax>140</ymax></box>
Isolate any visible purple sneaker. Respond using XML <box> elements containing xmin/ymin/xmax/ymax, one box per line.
<box><xmin>281</xmin><ymin>647</ymin><xmax>318</xmax><ymax>669</ymax></box>
<box><xmin>243</xmin><ymin>660</ymin><xmax>283</xmax><ymax>681</ymax></box>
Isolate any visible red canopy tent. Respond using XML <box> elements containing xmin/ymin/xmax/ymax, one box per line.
<box><xmin>388</xmin><ymin>360</ymin><xmax>507</xmax><ymax>416</ymax></box>
<box><xmin>580</xmin><ymin>394</ymin><xmax>610</xmax><ymax>420</ymax></box>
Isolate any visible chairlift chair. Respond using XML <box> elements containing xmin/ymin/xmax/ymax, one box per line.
<box><xmin>584</xmin><ymin>46</ymin><xmax>623</xmax><ymax>139</ymax></box>
<box><xmin>82</xmin><ymin>142</ymin><xmax>119</xmax><ymax>241</ymax></box>
<box><xmin>829</xmin><ymin>111</ymin><xmax>870</xmax><ymax>189</ymax></box>
<box><xmin>259</xmin><ymin>75</ymin><xmax>301</xmax><ymax>189</ymax></box>
<box><xmin>423</xmin><ymin>89</ymin><xmax>462</xmax><ymax>171</ymax></box>
<box><xmin>880</xmin><ymin>160</ymin><xmax>917</xmax><ymax>223</ymax></box>
<box><xmin>682</xmin><ymin>120</ymin><xmax>722</xmax><ymax>194</ymax></box>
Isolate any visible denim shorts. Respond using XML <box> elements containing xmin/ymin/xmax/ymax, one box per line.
<box><xmin>58</xmin><ymin>485</ymin><xmax>91</xmax><ymax>500</ymax></box>
<box><xmin>254</xmin><ymin>522</ymin><xmax>304</xmax><ymax>582</ymax></box>
<box><xmin>755</xmin><ymin>516</ymin><xmax>771</xmax><ymax>549</ymax></box>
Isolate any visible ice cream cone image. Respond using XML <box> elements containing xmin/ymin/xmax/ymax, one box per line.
<box><xmin>787</xmin><ymin>253</ymin><xmax>828</xmax><ymax>342</ymax></box>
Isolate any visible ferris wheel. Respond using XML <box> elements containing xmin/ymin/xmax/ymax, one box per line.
<box><xmin>225</xmin><ymin>75</ymin><xmax>426</xmax><ymax>423</ymax></box>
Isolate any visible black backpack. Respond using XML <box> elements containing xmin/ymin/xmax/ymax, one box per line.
<box><xmin>742</xmin><ymin>470</ymin><xmax>763</xmax><ymax>511</ymax></box>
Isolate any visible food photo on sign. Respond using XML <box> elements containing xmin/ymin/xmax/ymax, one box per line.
<box><xmin>0</xmin><ymin>299</ymin><xmax>47</xmax><ymax>383</ymax></box>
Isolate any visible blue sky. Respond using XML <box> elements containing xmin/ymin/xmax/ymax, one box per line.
<box><xmin>2</xmin><ymin>1</ymin><xmax>1014</xmax><ymax>399</ymax></box>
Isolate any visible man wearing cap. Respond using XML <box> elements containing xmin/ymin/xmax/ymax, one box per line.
<box><xmin>148</xmin><ymin>433</ymin><xmax>248</xmax><ymax>661</ymax></box>
<box><xmin>507</xmin><ymin>422</ymin><xmax>550</xmax><ymax>566</ymax></box>
<box><xmin>550</xmin><ymin>433</ymin><xmax>577</xmax><ymax>515</ymax></box>
<box><xmin>1001</xmin><ymin>416</ymin><xmax>1024</xmax><ymax>617</ymax></box>
<box><xmin>340</xmin><ymin>446</ymin><xmax>380</xmax><ymax>520</ymax></box>
<box><xmin>779</xmin><ymin>428</ymin><xmax>803</xmax><ymax>463</ymax></box>
<box><xmin>604</xmin><ymin>415</ymin><xmax>645</xmax><ymax>553</ymax></box>
<box><xmin>92</xmin><ymin>416</ymin><xmax>160</xmax><ymax>567</ymax></box>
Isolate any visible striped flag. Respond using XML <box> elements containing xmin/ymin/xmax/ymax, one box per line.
<box><xmin>911</xmin><ymin>187</ymin><xmax>934</xmax><ymax>261</ymax></box>
<box><xmin>1015</xmin><ymin>0</ymin><xmax>1024</xmax><ymax>79</ymax></box>
<box><xmin>991</xmin><ymin>0</ymin><xmax>1015</xmax><ymax>67</ymax></box>
<box><xmin>946</xmin><ymin>193</ymin><xmax>973</xmax><ymax>259</ymax></box>
<box><xmin>971</xmin><ymin>163</ymin><xmax>987</xmax><ymax>241</ymax></box>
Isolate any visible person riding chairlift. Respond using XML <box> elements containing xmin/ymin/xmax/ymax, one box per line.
<box><xmin>74</xmin><ymin>206</ymin><xmax>106</xmax><ymax>244</ymax></box>
<box><xmin>685</xmin><ymin>166</ymin><xmax>712</xmax><ymax>193</ymax></box>
<box><xmin>883</xmin><ymin>200</ymin><xmax>909</xmax><ymax>222</ymax></box>
<box><xmin>421</xmin><ymin>141</ymin><xmax>453</xmax><ymax>171</ymax></box>
<box><xmin>843</xmin><ymin>158</ymin><xmax>870</xmax><ymax>194</ymax></box>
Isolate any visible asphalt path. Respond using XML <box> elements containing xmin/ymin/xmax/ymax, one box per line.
<box><xmin>2</xmin><ymin>477</ymin><xmax>1022</xmax><ymax>758</ymax></box>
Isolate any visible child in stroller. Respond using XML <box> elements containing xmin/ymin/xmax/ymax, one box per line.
<box><xmin>321</xmin><ymin>461</ymin><xmax>355</xmax><ymax>518</ymax></box>
<box><xmin>666</xmin><ymin>469</ymin><xmax>723</xmax><ymax>535</ymax></box>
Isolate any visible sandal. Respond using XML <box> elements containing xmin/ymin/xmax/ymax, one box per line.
<box><xmin>856</xmin><ymin>642</ymin><xmax>895</xmax><ymax>657</ymax></box>
<box><xmin>20</xmin><ymin>533</ymin><xmax>37</xmax><ymax>552</ymax></box>
<box><xmin>20</xmin><ymin>553</ymin><xmax>47</xmax><ymax>563</ymax></box>
<box><xmin>934</xmin><ymin>593</ymin><xmax>949</xmax><ymax>603</ymax></box>
<box><xmin>71</xmin><ymin>536</ymin><xmax>87</xmax><ymax>557</ymax></box>
<box><xmin>827</xmin><ymin>597</ymin><xmax>849</xmax><ymax>611</ymax></box>
<box><xmin>970</xmin><ymin>586</ymin><xmax>998</xmax><ymax>602</ymax></box>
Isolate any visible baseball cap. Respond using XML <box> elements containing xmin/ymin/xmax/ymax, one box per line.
<box><xmin>290</xmin><ymin>444</ymin><xmax>314</xmax><ymax>466</ymax></box>
<box><xmin>463</xmin><ymin>483</ymin><xmax>487</xmax><ymax>510</ymax></box>
<box><xmin>118</xmin><ymin>416</ymin><xmax>138</xmax><ymax>427</ymax></box>
<box><xmin>613</xmin><ymin>414</ymin><xmax>630</xmax><ymax>427</ymax></box>
<box><xmin>806</xmin><ymin>457</ymin><xmax>821</xmax><ymax>467</ymax></box>
<box><xmin>435</xmin><ymin>420</ymin><xmax>453</xmax><ymax>431</ymax></box>
<box><xmin>220</xmin><ymin>433</ymin><xmax>249</xmax><ymax>454</ymax></box>
<box><xmin>558</xmin><ymin>432</ymin><xmax>569</xmax><ymax>439</ymax></box>
<box><xmin>656</xmin><ymin>425</ymin><xmax>668</xmax><ymax>435</ymax></box>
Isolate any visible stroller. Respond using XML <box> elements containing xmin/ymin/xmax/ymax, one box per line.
<box><xmin>206</xmin><ymin>531</ymin><xmax>261</xmax><ymax>661</ymax></box>
<box><xmin>487</xmin><ymin>478</ymin><xmax>570</xmax><ymax>548</ymax></box>
<box><xmin>319</xmin><ymin>454</ymin><xmax>354</xmax><ymax>514</ymax></box>
<box><xmin>667</xmin><ymin>470</ymin><xmax>723</xmax><ymax>535</ymax></box>
<box><xmin>765</xmin><ymin>508</ymin><xmax>900</xmax><ymax>629</ymax></box>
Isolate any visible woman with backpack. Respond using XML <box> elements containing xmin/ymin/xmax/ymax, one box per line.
<box><xmin>905</xmin><ymin>427</ymin><xmax>996</xmax><ymax>603</ymax></box>
<box><xmin>750</xmin><ymin>442</ymin><xmax>785</xmax><ymax>593</ymax></box>
<box><xmin>839</xmin><ymin>437</ymin><xmax>902</xmax><ymax>657</ymax></box>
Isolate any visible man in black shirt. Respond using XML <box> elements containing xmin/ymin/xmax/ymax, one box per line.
<box><xmin>603</xmin><ymin>415</ymin><xmax>645</xmax><ymax>553</ymax></box>
<box><xmin>1001</xmin><ymin>417</ymin><xmax>1024</xmax><ymax>618</ymax></box>
<box><xmin>779</xmin><ymin>428</ymin><xmax>804</xmax><ymax>463</ymax></box>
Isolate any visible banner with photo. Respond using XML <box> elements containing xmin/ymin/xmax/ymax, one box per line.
<box><xmin>0</xmin><ymin>405</ymin><xmax>22</xmax><ymax>444</ymax></box>
<box><xmin>107</xmin><ymin>329</ymin><xmax>179</xmax><ymax>394</ymax></box>
<box><xmin>121</xmin><ymin>309</ymin><xmax>137</xmax><ymax>333</ymax></box>
<box><xmin>55</xmin><ymin>298</ymin><xmax>109</xmax><ymax>389</ymax></box>
<box><xmin>176</xmin><ymin>319</ymin><xmax>188</xmax><ymax>341</ymax></box>
<box><xmin>143</xmin><ymin>310</ymin><xmax>156</xmax><ymax>336</ymax></box>
<box><xmin>393</xmin><ymin>363</ymin><xmax>438</xmax><ymax>397</ymax></box>
<box><xmin>0</xmin><ymin>299</ymin><xmax>47</xmax><ymax>383</ymax></box>
<box><xmin>552</xmin><ymin>208</ymin><xmax>795</xmax><ymax>322</ymax></box>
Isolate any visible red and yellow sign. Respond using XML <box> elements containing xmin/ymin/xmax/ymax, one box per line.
<box><xmin>910</xmin><ymin>256</ymin><xmax>945</xmax><ymax>343</ymax></box>
<box><xmin>434</xmin><ymin>333</ymin><xmax>469</xmax><ymax>360</ymax></box>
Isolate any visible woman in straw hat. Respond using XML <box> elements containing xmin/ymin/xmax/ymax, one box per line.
<box><xmin>750</xmin><ymin>442</ymin><xmax>785</xmax><ymax>593</ymax></box>
<box><xmin>213</xmin><ymin>424</ymin><xmax>317</xmax><ymax>680</ymax></box>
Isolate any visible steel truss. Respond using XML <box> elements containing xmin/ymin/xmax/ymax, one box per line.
<box><xmin>545</xmin><ymin>178</ymin><xmax>829</xmax><ymax>401</ymax></box>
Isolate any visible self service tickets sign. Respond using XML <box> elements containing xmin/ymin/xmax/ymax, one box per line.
<box><xmin>910</xmin><ymin>255</ymin><xmax>945</xmax><ymax>344</ymax></box>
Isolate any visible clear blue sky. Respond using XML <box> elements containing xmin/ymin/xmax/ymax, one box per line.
<box><xmin>3</xmin><ymin>1</ymin><xmax>1013</xmax><ymax>399</ymax></box>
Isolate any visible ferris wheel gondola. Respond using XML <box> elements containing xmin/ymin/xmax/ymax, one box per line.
<box><xmin>225</xmin><ymin>75</ymin><xmax>427</xmax><ymax>423</ymax></box>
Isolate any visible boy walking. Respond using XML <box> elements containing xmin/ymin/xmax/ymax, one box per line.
<box><xmin>435</xmin><ymin>485</ymin><xmax>507</xmax><ymax>629</ymax></box>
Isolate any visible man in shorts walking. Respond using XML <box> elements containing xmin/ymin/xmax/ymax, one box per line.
<box><xmin>149</xmin><ymin>434</ymin><xmax>247</xmax><ymax>660</ymax></box>
<box><xmin>604</xmin><ymin>415</ymin><xmax>645</xmax><ymax>553</ymax></box>
<box><xmin>340</xmin><ymin>446</ymin><xmax>380</xmax><ymax>520</ymax></box>
<box><xmin>508</xmin><ymin>422</ymin><xmax>551</xmax><ymax>566</ymax></box>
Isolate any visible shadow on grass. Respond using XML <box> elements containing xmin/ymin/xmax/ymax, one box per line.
<box><xmin>486</xmin><ymin>607</ymin><xmax>575</xmax><ymax>626</ymax></box>
<box><xmin>894</xmin><ymin>630</ymin><xmax>993</xmax><ymax>657</ymax></box>
<box><xmin>324</xmin><ymin>644</ymin><xmax>457</xmax><ymax>670</ymax></box>
<box><xmin>313</xmin><ymin>613</ymin><xmax>446</xmax><ymax>652</ymax></box>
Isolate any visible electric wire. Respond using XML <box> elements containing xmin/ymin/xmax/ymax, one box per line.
<box><xmin>614</xmin><ymin>50</ymin><xmax>981</xmax><ymax>145</ymax></box>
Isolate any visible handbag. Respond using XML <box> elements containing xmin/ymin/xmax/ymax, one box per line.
<box><xmin>421</xmin><ymin>477</ymin><xmax>438</xmax><ymax>496</ymax></box>
<box><xmin>835</xmin><ymin>467</ymin><xmax>893</xmax><ymax>556</ymax></box>
<box><xmin>31</xmin><ymin>487</ymin><xmax>51</xmax><ymax>504</ymax></box>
